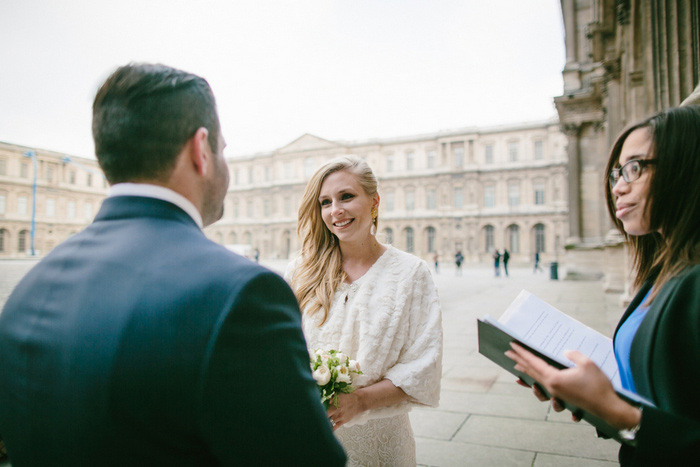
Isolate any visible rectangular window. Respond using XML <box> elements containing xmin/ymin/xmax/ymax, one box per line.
<box><xmin>284</xmin><ymin>162</ymin><xmax>292</xmax><ymax>180</ymax></box>
<box><xmin>67</xmin><ymin>200</ymin><xmax>76</xmax><ymax>219</ymax></box>
<box><xmin>0</xmin><ymin>159</ymin><xmax>7</xmax><ymax>175</ymax></box>
<box><xmin>484</xmin><ymin>185</ymin><xmax>495</xmax><ymax>208</ymax></box>
<box><xmin>46</xmin><ymin>198</ymin><xmax>56</xmax><ymax>217</ymax></box>
<box><xmin>265</xmin><ymin>166</ymin><xmax>271</xmax><ymax>181</ymax></box>
<box><xmin>21</xmin><ymin>163</ymin><xmax>29</xmax><ymax>178</ymax></box>
<box><xmin>46</xmin><ymin>165</ymin><xmax>54</xmax><ymax>183</ymax></box>
<box><xmin>426</xmin><ymin>188</ymin><xmax>436</xmax><ymax>210</ymax></box>
<box><xmin>406</xmin><ymin>152</ymin><xmax>415</xmax><ymax>170</ymax></box>
<box><xmin>234</xmin><ymin>169</ymin><xmax>239</xmax><ymax>185</ymax></box>
<box><xmin>18</xmin><ymin>196</ymin><xmax>28</xmax><ymax>215</ymax></box>
<box><xmin>508</xmin><ymin>183</ymin><xmax>520</xmax><ymax>207</ymax></box>
<box><xmin>454</xmin><ymin>187</ymin><xmax>463</xmax><ymax>209</ymax></box>
<box><xmin>69</xmin><ymin>171</ymin><xmax>76</xmax><ymax>184</ymax></box>
<box><xmin>508</xmin><ymin>142</ymin><xmax>519</xmax><ymax>162</ymax></box>
<box><xmin>248</xmin><ymin>167</ymin><xmax>254</xmax><ymax>184</ymax></box>
<box><xmin>405</xmin><ymin>190</ymin><xmax>415</xmax><ymax>211</ymax></box>
<box><xmin>385</xmin><ymin>191</ymin><xmax>395</xmax><ymax>211</ymax></box>
<box><xmin>452</xmin><ymin>142</ymin><xmax>464</xmax><ymax>168</ymax></box>
<box><xmin>534</xmin><ymin>140</ymin><xmax>544</xmax><ymax>160</ymax></box>
<box><xmin>86</xmin><ymin>173</ymin><xmax>92</xmax><ymax>187</ymax></box>
<box><xmin>264</xmin><ymin>199</ymin><xmax>270</xmax><ymax>217</ymax></box>
<box><xmin>534</xmin><ymin>182</ymin><xmax>545</xmax><ymax>205</ymax></box>
<box><xmin>304</xmin><ymin>158</ymin><xmax>314</xmax><ymax>179</ymax></box>
<box><xmin>0</xmin><ymin>194</ymin><xmax>6</xmax><ymax>214</ymax></box>
<box><xmin>426</xmin><ymin>150</ymin><xmax>436</xmax><ymax>169</ymax></box>
<box><xmin>484</xmin><ymin>145</ymin><xmax>494</xmax><ymax>164</ymax></box>
<box><xmin>284</xmin><ymin>197</ymin><xmax>291</xmax><ymax>216</ymax></box>
<box><xmin>386</xmin><ymin>154</ymin><xmax>394</xmax><ymax>173</ymax></box>
<box><xmin>84</xmin><ymin>202</ymin><xmax>93</xmax><ymax>220</ymax></box>
<box><xmin>247</xmin><ymin>200</ymin><xmax>254</xmax><ymax>218</ymax></box>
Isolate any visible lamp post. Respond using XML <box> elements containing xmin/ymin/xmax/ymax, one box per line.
<box><xmin>22</xmin><ymin>150</ymin><xmax>38</xmax><ymax>256</ymax></box>
<box><xmin>61</xmin><ymin>156</ymin><xmax>106</xmax><ymax>180</ymax></box>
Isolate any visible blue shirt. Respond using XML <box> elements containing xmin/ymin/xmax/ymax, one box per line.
<box><xmin>614</xmin><ymin>288</ymin><xmax>654</xmax><ymax>393</ymax></box>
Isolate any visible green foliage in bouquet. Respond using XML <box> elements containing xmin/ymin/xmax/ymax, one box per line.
<box><xmin>310</xmin><ymin>349</ymin><xmax>363</xmax><ymax>409</ymax></box>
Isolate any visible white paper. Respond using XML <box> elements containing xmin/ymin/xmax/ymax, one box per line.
<box><xmin>498</xmin><ymin>290</ymin><xmax>622</xmax><ymax>390</ymax></box>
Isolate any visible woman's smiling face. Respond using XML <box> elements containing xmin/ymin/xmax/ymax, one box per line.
<box><xmin>318</xmin><ymin>170</ymin><xmax>378</xmax><ymax>244</ymax></box>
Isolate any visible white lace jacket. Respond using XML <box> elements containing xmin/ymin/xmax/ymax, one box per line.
<box><xmin>285</xmin><ymin>245</ymin><xmax>443</xmax><ymax>426</ymax></box>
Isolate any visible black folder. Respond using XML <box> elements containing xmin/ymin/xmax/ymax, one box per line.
<box><xmin>477</xmin><ymin>317</ymin><xmax>650</xmax><ymax>443</ymax></box>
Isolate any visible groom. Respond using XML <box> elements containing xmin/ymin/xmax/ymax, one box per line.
<box><xmin>0</xmin><ymin>63</ymin><xmax>345</xmax><ymax>466</ymax></box>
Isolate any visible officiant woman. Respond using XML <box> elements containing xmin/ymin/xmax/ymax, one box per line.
<box><xmin>507</xmin><ymin>105</ymin><xmax>700</xmax><ymax>466</ymax></box>
<box><xmin>285</xmin><ymin>155</ymin><xmax>443</xmax><ymax>466</ymax></box>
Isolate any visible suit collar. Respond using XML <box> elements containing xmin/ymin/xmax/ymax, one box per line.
<box><xmin>94</xmin><ymin>196</ymin><xmax>201</xmax><ymax>230</ymax></box>
<box><xmin>108</xmin><ymin>183</ymin><xmax>203</xmax><ymax>228</ymax></box>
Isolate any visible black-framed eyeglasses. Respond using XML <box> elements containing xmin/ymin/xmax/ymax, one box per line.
<box><xmin>609</xmin><ymin>159</ymin><xmax>657</xmax><ymax>188</ymax></box>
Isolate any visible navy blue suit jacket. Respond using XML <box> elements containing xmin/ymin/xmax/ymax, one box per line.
<box><xmin>0</xmin><ymin>196</ymin><xmax>345</xmax><ymax>466</ymax></box>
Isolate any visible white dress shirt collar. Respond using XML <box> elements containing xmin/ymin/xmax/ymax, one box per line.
<box><xmin>107</xmin><ymin>183</ymin><xmax>203</xmax><ymax>228</ymax></box>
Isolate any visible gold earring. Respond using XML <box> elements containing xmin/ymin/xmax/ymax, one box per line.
<box><xmin>370</xmin><ymin>208</ymin><xmax>378</xmax><ymax>236</ymax></box>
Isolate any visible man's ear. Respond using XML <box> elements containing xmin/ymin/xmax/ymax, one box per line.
<box><xmin>190</xmin><ymin>127</ymin><xmax>210</xmax><ymax>177</ymax></box>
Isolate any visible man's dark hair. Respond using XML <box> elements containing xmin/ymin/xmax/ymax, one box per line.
<box><xmin>92</xmin><ymin>63</ymin><xmax>220</xmax><ymax>184</ymax></box>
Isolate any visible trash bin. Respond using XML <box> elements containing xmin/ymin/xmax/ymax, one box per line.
<box><xmin>550</xmin><ymin>262</ymin><xmax>559</xmax><ymax>280</ymax></box>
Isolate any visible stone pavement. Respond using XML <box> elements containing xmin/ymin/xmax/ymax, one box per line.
<box><xmin>0</xmin><ymin>258</ymin><xmax>624</xmax><ymax>466</ymax></box>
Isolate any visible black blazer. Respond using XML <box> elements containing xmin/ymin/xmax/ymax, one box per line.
<box><xmin>0</xmin><ymin>196</ymin><xmax>345</xmax><ymax>466</ymax></box>
<box><xmin>614</xmin><ymin>264</ymin><xmax>700</xmax><ymax>466</ymax></box>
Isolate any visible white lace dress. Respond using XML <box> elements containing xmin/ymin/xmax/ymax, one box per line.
<box><xmin>286</xmin><ymin>245</ymin><xmax>443</xmax><ymax>466</ymax></box>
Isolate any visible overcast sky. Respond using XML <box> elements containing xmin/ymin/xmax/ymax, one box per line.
<box><xmin>0</xmin><ymin>0</ymin><xmax>565</xmax><ymax>159</ymax></box>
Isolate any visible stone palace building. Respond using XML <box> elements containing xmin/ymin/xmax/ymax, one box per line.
<box><xmin>207</xmin><ymin>120</ymin><xmax>569</xmax><ymax>265</ymax></box>
<box><xmin>556</xmin><ymin>0</ymin><xmax>699</xmax><ymax>291</ymax></box>
<box><xmin>0</xmin><ymin>142</ymin><xmax>107</xmax><ymax>258</ymax></box>
<box><xmin>1</xmin><ymin>120</ymin><xmax>569</xmax><ymax>265</ymax></box>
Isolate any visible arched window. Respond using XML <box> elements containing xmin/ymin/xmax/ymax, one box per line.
<box><xmin>18</xmin><ymin>229</ymin><xmax>29</xmax><ymax>253</ymax></box>
<box><xmin>507</xmin><ymin>224</ymin><xmax>520</xmax><ymax>253</ymax></box>
<box><xmin>245</xmin><ymin>231</ymin><xmax>252</xmax><ymax>245</ymax></box>
<box><xmin>383</xmin><ymin>228</ymin><xmax>393</xmax><ymax>245</ymax></box>
<box><xmin>229</xmin><ymin>232</ymin><xmax>237</xmax><ymax>244</ymax></box>
<box><xmin>0</xmin><ymin>229</ymin><xmax>7</xmax><ymax>252</ymax></box>
<box><xmin>426</xmin><ymin>226</ymin><xmax>436</xmax><ymax>253</ymax></box>
<box><xmin>484</xmin><ymin>225</ymin><xmax>494</xmax><ymax>252</ymax></box>
<box><xmin>534</xmin><ymin>223</ymin><xmax>546</xmax><ymax>253</ymax></box>
<box><xmin>405</xmin><ymin>227</ymin><xmax>414</xmax><ymax>253</ymax></box>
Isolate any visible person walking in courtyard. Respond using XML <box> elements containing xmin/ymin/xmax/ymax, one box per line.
<box><xmin>454</xmin><ymin>250</ymin><xmax>464</xmax><ymax>276</ymax></box>
<box><xmin>493</xmin><ymin>249</ymin><xmax>501</xmax><ymax>277</ymax></box>
<box><xmin>433</xmin><ymin>253</ymin><xmax>440</xmax><ymax>274</ymax></box>
<box><xmin>533</xmin><ymin>250</ymin><xmax>543</xmax><ymax>273</ymax></box>
<box><xmin>0</xmin><ymin>63</ymin><xmax>344</xmax><ymax>466</ymax></box>
<box><xmin>502</xmin><ymin>249</ymin><xmax>510</xmax><ymax>277</ymax></box>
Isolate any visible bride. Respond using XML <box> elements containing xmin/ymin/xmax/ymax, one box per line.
<box><xmin>285</xmin><ymin>155</ymin><xmax>443</xmax><ymax>466</ymax></box>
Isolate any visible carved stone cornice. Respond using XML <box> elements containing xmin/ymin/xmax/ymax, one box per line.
<box><xmin>554</xmin><ymin>89</ymin><xmax>606</xmax><ymax>129</ymax></box>
<box><xmin>561</xmin><ymin>123</ymin><xmax>582</xmax><ymax>137</ymax></box>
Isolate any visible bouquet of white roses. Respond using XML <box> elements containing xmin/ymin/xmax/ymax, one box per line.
<box><xmin>310</xmin><ymin>349</ymin><xmax>362</xmax><ymax>409</ymax></box>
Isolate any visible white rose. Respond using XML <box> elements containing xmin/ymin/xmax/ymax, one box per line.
<box><xmin>336</xmin><ymin>365</ymin><xmax>352</xmax><ymax>384</ymax></box>
<box><xmin>335</xmin><ymin>352</ymin><xmax>347</xmax><ymax>363</ymax></box>
<box><xmin>313</xmin><ymin>365</ymin><xmax>331</xmax><ymax>386</ymax></box>
<box><xmin>349</xmin><ymin>360</ymin><xmax>361</xmax><ymax>372</ymax></box>
<box><xmin>314</xmin><ymin>348</ymin><xmax>325</xmax><ymax>356</ymax></box>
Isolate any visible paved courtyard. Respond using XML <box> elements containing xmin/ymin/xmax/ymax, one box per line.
<box><xmin>0</xmin><ymin>258</ymin><xmax>623</xmax><ymax>466</ymax></box>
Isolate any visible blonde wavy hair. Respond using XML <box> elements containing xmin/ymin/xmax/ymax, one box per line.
<box><xmin>290</xmin><ymin>155</ymin><xmax>379</xmax><ymax>325</ymax></box>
